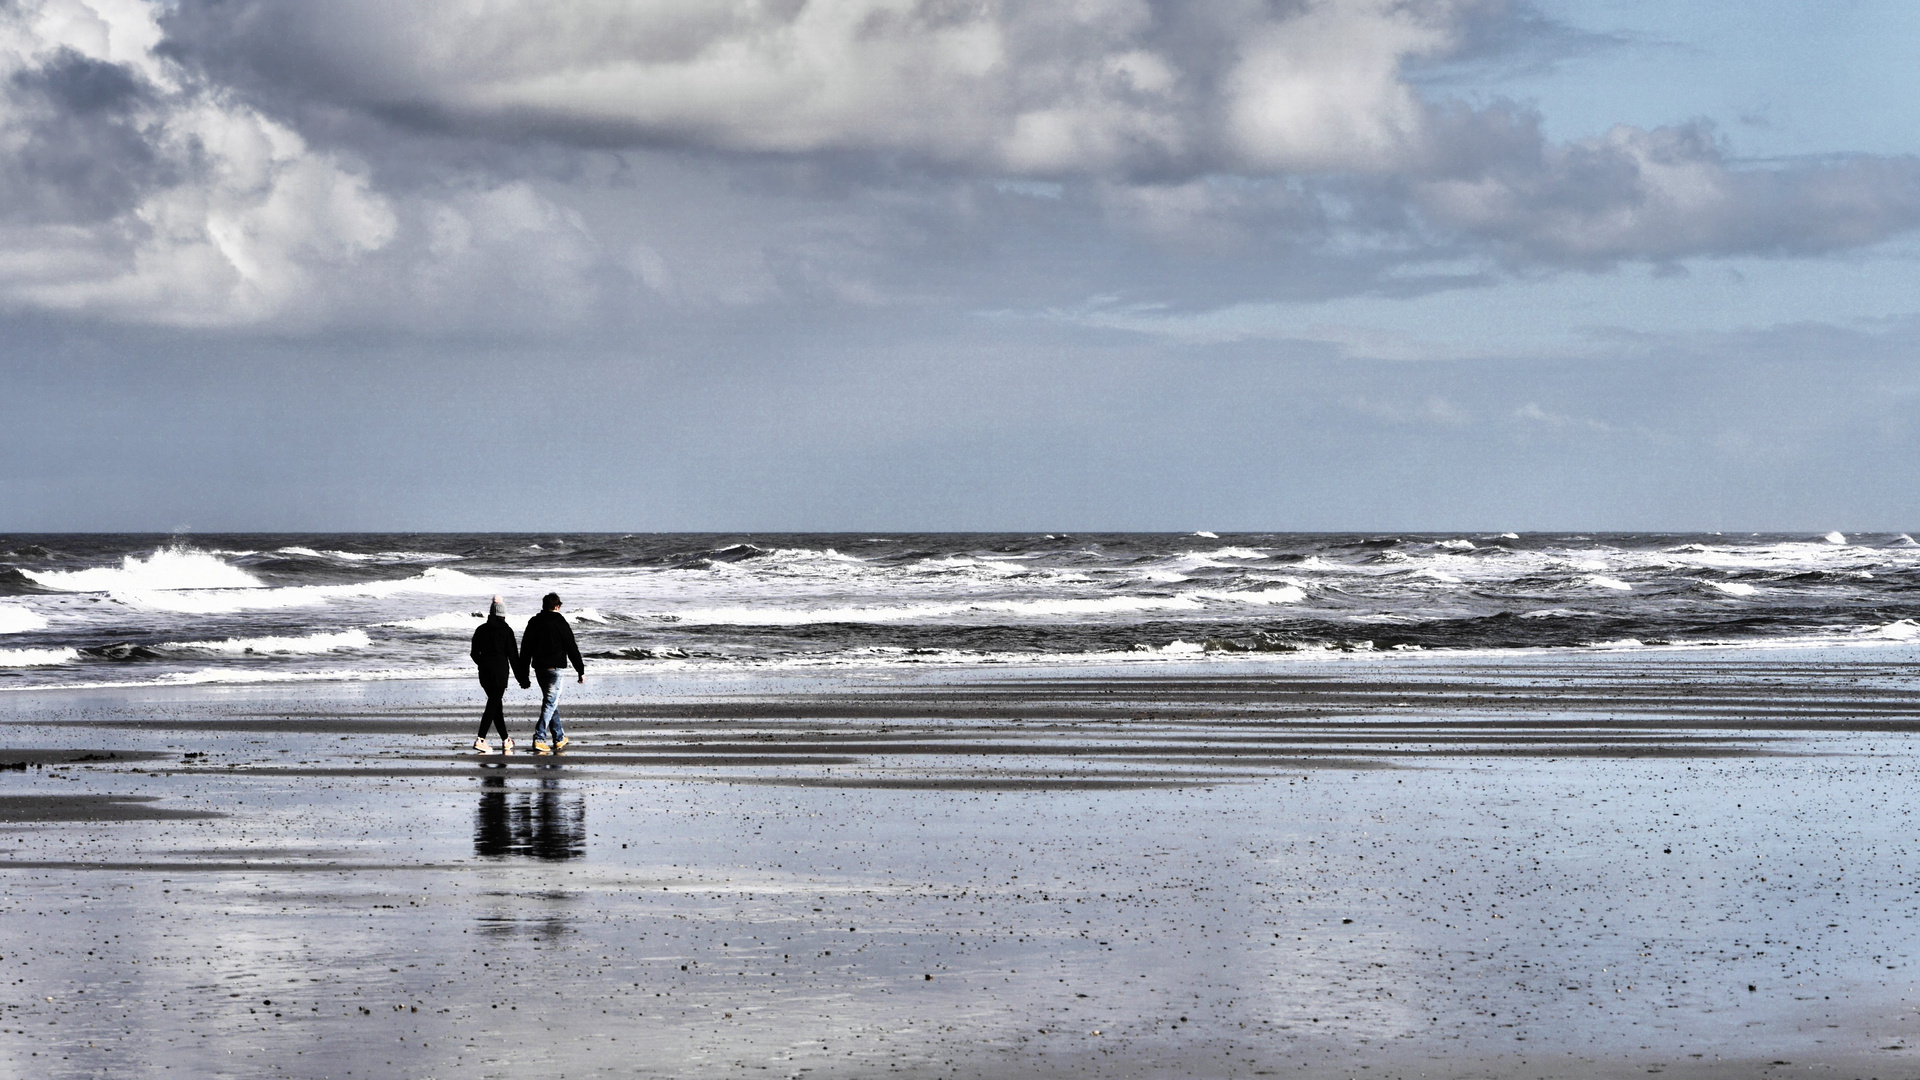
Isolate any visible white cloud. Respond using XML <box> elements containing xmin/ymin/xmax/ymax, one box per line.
<box><xmin>1225</xmin><ymin>0</ymin><xmax>1456</xmax><ymax>173</ymax></box>
<box><xmin>0</xmin><ymin>0</ymin><xmax>395</xmax><ymax>326</ymax></box>
<box><xmin>169</xmin><ymin>0</ymin><xmax>1464</xmax><ymax>177</ymax></box>
<box><xmin>0</xmin><ymin>0</ymin><xmax>1917</xmax><ymax>329</ymax></box>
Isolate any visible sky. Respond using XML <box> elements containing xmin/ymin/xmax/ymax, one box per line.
<box><xmin>3</xmin><ymin>0</ymin><xmax>1919</xmax><ymax>533</ymax></box>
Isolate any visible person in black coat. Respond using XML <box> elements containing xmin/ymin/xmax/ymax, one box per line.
<box><xmin>470</xmin><ymin>596</ymin><xmax>527</xmax><ymax>754</ymax></box>
<box><xmin>521</xmin><ymin>591</ymin><xmax>585</xmax><ymax>753</ymax></box>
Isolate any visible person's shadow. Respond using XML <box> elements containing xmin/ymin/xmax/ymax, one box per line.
<box><xmin>474</xmin><ymin>774</ymin><xmax>585</xmax><ymax>860</ymax></box>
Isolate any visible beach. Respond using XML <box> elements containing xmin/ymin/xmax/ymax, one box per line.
<box><xmin>3</xmin><ymin>647</ymin><xmax>1920</xmax><ymax>1077</ymax></box>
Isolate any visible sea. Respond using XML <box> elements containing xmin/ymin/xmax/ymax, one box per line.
<box><xmin>0</xmin><ymin>531</ymin><xmax>1915</xmax><ymax>690</ymax></box>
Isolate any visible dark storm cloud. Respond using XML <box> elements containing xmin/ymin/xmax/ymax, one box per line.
<box><xmin>1</xmin><ymin>47</ymin><xmax>162</xmax><ymax>224</ymax></box>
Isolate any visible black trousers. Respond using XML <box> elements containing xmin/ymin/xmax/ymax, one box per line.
<box><xmin>476</xmin><ymin>672</ymin><xmax>510</xmax><ymax>740</ymax></box>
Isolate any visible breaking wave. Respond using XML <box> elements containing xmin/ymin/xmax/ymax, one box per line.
<box><xmin>0</xmin><ymin>647</ymin><xmax>77</xmax><ymax>667</ymax></box>
<box><xmin>24</xmin><ymin>546</ymin><xmax>261</xmax><ymax>592</ymax></box>
<box><xmin>157</xmin><ymin>629</ymin><xmax>372</xmax><ymax>656</ymax></box>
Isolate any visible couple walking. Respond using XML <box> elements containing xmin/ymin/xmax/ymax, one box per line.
<box><xmin>470</xmin><ymin>592</ymin><xmax>585</xmax><ymax>755</ymax></box>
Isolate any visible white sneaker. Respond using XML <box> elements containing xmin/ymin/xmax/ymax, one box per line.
<box><xmin>472</xmin><ymin>737</ymin><xmax>495</xmax><ymax>755</ymax></box>
<box><xmin>501</xmin><ymin>738</ymin><xmax>514</xmax><ymax>756</ymax></box>
<box><xmin>554</xmin><ymin>736</ymin><xmax>571</xmax><ymax>752</ymax></box>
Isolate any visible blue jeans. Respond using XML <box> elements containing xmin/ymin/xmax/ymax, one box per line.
<box><xmin>534</xmin><ymin>669</ymin><xmax>567</xmax><ymax>744</ymax></box>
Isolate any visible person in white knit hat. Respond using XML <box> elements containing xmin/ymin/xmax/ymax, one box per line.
<box><xmin>469</xmin><ymin>595</ymin><xmax>528</xmax><ymax>754</ymax></box>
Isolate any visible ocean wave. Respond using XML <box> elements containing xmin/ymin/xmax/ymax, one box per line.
<box><xmin>0</xmin><ymin>647</ymin><xmax>78</xmax><ymax>667</ymax></box>
<box><xmin>656</xmin><ymin>585</ymin><xmax>1308</xmax><ymax>626</ymax></box>
<box><xmin>1869</xmin><ymin>619</ymin><xmax>1920</xmax><ymax>640</ymax></box>
<box><xmin>1192</xmin><ymin>584</ymin><xmax>1307</xmax><ymax>605</ymax></box>
<box><xmin>1583</xmin><ymin>575</ymin><xmax>1632</xmax><ymax>591</ymax></box>
<box><xmin>380</xmin><ymin>612</ymin><xmax>484</xmax><ymax>632</ymax></box>
<box><xmin>275</xmin><ymin>546</ymin><xmax>463</xmax><ymax>564</ymax></box>
<box><xmin>0</xmin><ymin>604</ymin><xmax>46</xmax><ymax>634</ymax></box>
<box><xmin>109</xmin><ymin>566</ymin><xmax>487</xmax><ymax>614</ymax></box>
<box><xmin>1824</xmin><ymin>531</ymin><xmax>1848</xmax><ymax>545</ymax></box>
<box><xmin>24</xmin><ymin>546</ymin><xmax>262</xmax><ymax>593</ymax></box>
<box><xmin>1700</xmin><ymin>580</ymin><xmax>1759</xmax><ymax>597</ymax></box>
<box><xmin>79</xmin><ymin>644</ymin><xmax>162</xmax><ymax>662</ymax></box>
<box><xmin>587</xmin><ymin>646</ymin><xmax>688</xmax><ymax>660</ymax></box>
<box><xmin>1435</xmin><ymin>539</ymin><xmax>1476</xmax><ymax>552</ymax></box>
<box><xmin>158</xmin><ymin>629</ymin><xmax>373</xmax><ymax>655</ymax></box>
<box><xmin>0</xmin><ymin>569</ymin><xmax>52</xmax><ymax>595</ymax></box>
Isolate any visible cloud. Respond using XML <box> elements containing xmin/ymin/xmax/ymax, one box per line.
<box><xmin>1415</xmin><ymin>122</ymin><xmax>1920</xmax><ymax>266</ymax></box>
<box><xmin>0</xmin><ymin>0</ymin><xmax>395</xmax><ymax>325</ymax></box>
<box><xmin>1513</xmin><ymin>401</ymin><xmax>1615</xmax><ymax>433</ymax></box>
<box><xmin>0</xmin><ymin>0</ymin><xmax>1917</xmax><ymax>329</ymax></box>
<box><xmin>163</xmin><ymin>1</ymin><xmax>1920</xmax><ymax>257</ymax></box>
<box><xmin>164</xmin><ymin>0</ymin><xmax>1490</xmax><ymax>179</ymax></box>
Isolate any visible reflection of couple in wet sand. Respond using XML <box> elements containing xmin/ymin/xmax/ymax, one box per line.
<box><xmin>469</xmin><ymin>591</ymin><xmax>585</xmax><ymax>755</ymax></box>
<box><xmin>473</xmin><ymin>775</ymin><xmax>585</xmax><ymax>860</ymax></box>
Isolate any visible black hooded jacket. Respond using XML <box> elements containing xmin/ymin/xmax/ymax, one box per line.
<box><xmin>469</xmin><ymin>615</ymin><xmax>520</xmax><ymax>684</ymax></box>
<box><xmin>520</xmin><ymin>609</ymin><xmax>585</xmax><ymax>678</ymax></box>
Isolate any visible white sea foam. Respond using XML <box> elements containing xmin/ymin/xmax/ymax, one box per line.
<box><xmin>1824</xmin><ymin>532</ymin><xmax>1847</xmax><ymax>545</ymax></box>
<box><xmin>1193</xmin><ymin>531</ymin><xmax>1219</xmax><ymax>539</ymax></box>
<box><xmin>24</xmin><ymin>546</ymin><xmax>262</xmax><ymax>592</ymax></box>
<box><xmin>1195</xmin><ymin>585</ymin><xmax>1307</xmax><ymax>605</ymax></box>
<box><xmin>1500</xmin><ymin>532</ymin><xmax>1520</xmax><ymax>540</ymax></box>
<box><xmin>1869</xmin><ymin>619</ymin><xmax>1920</xmax><ymax>640</ymax></box>
<box><xmin>569</xmin><ymin>607</ymin><xmax>615</xmax><ymax>624</ymax></box>
<box><xmin>1702</xmin><ymin>580</ymin><xmax>1759</xmax><ymax>597</ymax></box>
<box><xmin>111</xmin><ymin>566</ymin><xmax>487</xmax><ymax>614</ymax></box>
<box><xmin>1436</xmin><ymin>539</ymin><xmax>1476</xmax><ymax>551</ymax></box>
<box><xmin>289</xmin><ymin>548</ymin><xmax>463</xmax><ymax>564</ymax></box>
<box><xmin>1209</xmin><ymin>546</ymin><xmax>1269</xmax><ymax>561</ymax></box>
<box><xmin>161</xmin><ymin>629</ymin><xmax>373</xmax><ymax>655</ymax></box>
<box><xmin>761</xmin><ymin>547</ymin><xmax>866</xmax><ymax>565</ymax></box>
<box><xmin>0</xmin><ymin>605</ymin><xmax>46</xmax><ymax>634</ymax></box>
<box><xmin>913</xmin><ymin>555</ymin><xmax>1031</xmax><ymax>578</ymax></box>
<box><xmin>1584</xmin><ymin>576</ymin><xmax>1632</xmax><ymax>591</ymax></box>
<box><xmin>658</xmin><ymin>586</ymin><xmax>1309</xmax><ymax>626</ymax></box>
<box><xmin>0</xmin><ymin>647</ymin><xmax>78</xmax><ymax>667</ymax></box>
<box><xmin>380</xmin><ymin>612</ymin><xmax>483</xmax><ymax>632</ymax></box>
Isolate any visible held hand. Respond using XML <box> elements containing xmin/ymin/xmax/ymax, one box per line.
<box><xmin>577</xmin><ymin>672</ymin><xmax>585</xmax><ymax>684</ymax></box>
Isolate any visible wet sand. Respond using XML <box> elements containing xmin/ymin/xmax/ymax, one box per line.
<box><xmin>3</xmin><ymin>648</ymin><xmax>1920</xmax><ymax>1077</ymax></box>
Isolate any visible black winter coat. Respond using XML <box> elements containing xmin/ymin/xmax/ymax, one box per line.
<box><xmin>521</xmin><ymin>610</ymin><xmax>584</xmax><ymax>677</ymax></box>
<box><xmin>470</xmin><ymin>616</ymin><xmax>520</xmax><ymax>685</ymax></box>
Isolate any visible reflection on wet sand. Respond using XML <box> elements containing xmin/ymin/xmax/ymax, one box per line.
<box><xmin>474</xmin><ymin>773</ymin><xmax>585</xmax><ymax>860</ymax></box>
